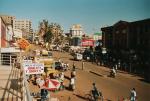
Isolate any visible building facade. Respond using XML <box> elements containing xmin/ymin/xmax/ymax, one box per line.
<box><xmin>0</xmin><ymin>15</ymin><xmax>15</xmax><ymax>25</ymax></box>
<box><xmin>0</xmin><ymin>17</ymin><xmax>7</xmax><ymax>48</ymax></box>
<box><xmin>69</xmin><ymin>24</ymin><xmax>84</xmax><ymax>46</ymax></box>
<box><xmin>101</xmin><ymin>19</ymin><xmax>150</xmax><ymax>52</ymax></box>
<box><xmin>101</xmin><ymin>19</ymin><xmax>150</xmax><ymax>81</ymax></box>
<box><xmin>70</xmin><ymin>24</ymin><xmax>84</xmax><ymax>38</ymax></box>
<box><xmin>13</xmin><ymin>19</ymin><xmax>32</xmax><ymax>34</ymax></box>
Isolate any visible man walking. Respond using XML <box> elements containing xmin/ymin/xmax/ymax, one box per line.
<box><xmin>70</xmin><ymin>77</ymin><xmax>75</xmax><ymax>91</ymax></box>
<box><xmin>130</xmin><ymin>88</ymin><xmax>137</xmax><ymax>101</ymax></box>
<box><xmin>92</xmin><ymin>83</ymin><xmax>102</xmax><ymax>101</ymax></box>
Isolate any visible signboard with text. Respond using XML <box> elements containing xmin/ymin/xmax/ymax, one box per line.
<box><xmin>23</xmin><ymin>60</ymin><xmax>32</xmax><ymax>64</ymax></box>
<box><xmin>17</xmin><ymin>38</ymin><xmax>30</xmax><ymax>50</ymax></box>
<box><xmin>23</xmin><ymin>63</ymin><xmax>44</xmax><ymax>74</ymax></box>
<box><xmin>81</xmin><ymin>39</ymin><xmax>94</xmax><ymax>47</ymax></box>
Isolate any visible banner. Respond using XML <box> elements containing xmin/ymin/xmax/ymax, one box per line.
<box><xmin>23</xmin><ymin>63</ymin><xmax>44</xmax><ymax>74</ymax></box>
<box><xmin>81</xmin><ymin>39</ymin><xmax>94</xmax><ymax>47</ymax></box>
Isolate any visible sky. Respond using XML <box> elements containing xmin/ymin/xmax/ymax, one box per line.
<box><xmin>0</xmin><ymin>0</ymin><xmax>150</xmax><ymax>34</ymax></box>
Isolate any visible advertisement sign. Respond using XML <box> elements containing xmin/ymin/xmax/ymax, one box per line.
<box><xmin>17</xmin><ymin>38</ymin><xmax>30</xmax><ymax>50</ymax></box>
<box><xmin>23</xmin><ymin>63</ymin><xmax>44</xmax><ymax>74</ymax></box>
<box><xmin>81</xmin><ymin>39</ymin><xmax>94</xmax><ymax>47</ymax></box>
<box><xmin>23</xmin><ymin>60</ymin><xmax>32</xmax><ymax>64</ymax></box>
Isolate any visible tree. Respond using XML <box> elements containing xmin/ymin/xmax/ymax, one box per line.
<box><xmin>38</xmin><ymin>20</ymin><xmax>63</xmax><ymax>45</ymax></box>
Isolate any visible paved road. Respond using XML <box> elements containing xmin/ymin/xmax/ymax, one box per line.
<box><xmin>51</xmin><ymin>51</ymin><xmax>150</xmax><ymax>101</ymax></box>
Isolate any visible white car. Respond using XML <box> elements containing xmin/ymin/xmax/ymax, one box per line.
<box><xmin>74</xmin><ymin>53</ymin><xmax>83</xmax><ymax>61</ymax></box>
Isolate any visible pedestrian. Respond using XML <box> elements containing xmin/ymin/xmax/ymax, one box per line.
<box><xmin>82</xmin><ymin>61</ymin><xmax>84</xmax><ymax>70</ymax></box>
<box><xmin>72</xmin><ymin>62</ymin><xmax>76</xmax><ymax>71</ymax></box>
<box><xmin>115</xmin><ymin>64</ymin><xmax>118</xmax><ymax>72</ymax></box>
<box><xmin>60</xmin><ymin>72</ymin><xmax>64</xmax><ymax>81</ymax></box>
<box><xmin>70</xmin><ymin>77</ymin><xmax>75</xmax><ymax>91</ymax></box>
<box><xmin>130</xmin><ymin>88</ymin><xmax>137</xmax><ymax>101</ymax></box>
<box><xmin>71</xmin><ymin>69</ymin><xmax>76</xmax><ymax>78</ymax></box>
<box><xmin>41</xmin><ymin>88</ymin><xmax>49</xmax><ymax>100</ymax></box>
<box><xmin>92</xmin><ymin>83</ymin><xmax>101</xmax><ymax>101</ymax></box>
<box><xmin>66</xmin><ymin>62</ymin><xmax>69</xmax><ymax>70</ymax></box>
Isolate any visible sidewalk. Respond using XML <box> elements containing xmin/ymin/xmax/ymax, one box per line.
<box><xmin>0</xmin><ymin>65</ymin><xmax>22</xmax><ymax>101</ymax></box>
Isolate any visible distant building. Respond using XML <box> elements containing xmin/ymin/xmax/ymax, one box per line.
<box><xmin>13</xmin><ymin>19</ymin><xmax>32</xmax><ymax>34</ymax></box>
<box><xmin>70</xmin><ymin>24</ymin><xmax>84</xmax><ymax>46</ymax></box>
<box><xmin>13</xmin><ymin>29</ymin><xmax>23</xmax><ymax>39</ymax></box>
<box><xmin>93</xmin><ymin>33</ymin><xmax>102</xmax><ymax>41</ymax></box>
<box><xmin>70</xmin><ymin>24</ymin><xmax>84</xmax><ymax>38</ymax></box>
<box><xmin>93</xmin><ymin>33</ymin><xmax>102</xmax><ymax>46</ymax></box>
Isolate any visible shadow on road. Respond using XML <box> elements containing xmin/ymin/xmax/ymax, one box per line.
<box><xmin>1</xmin><ymin>65</ymin><xmax>22</xmax><ymax>101</ymax></box>
<box><xmin>73</xmin><ymin>93</ymin><xmax>87</xmax><ymax>100</ymax></box>
<box><xmin>64</xmin><ymin>75</ymin><xmax>71</xmax><ymax>80</ymax></box>
<box><xmin>10</xmin><ymin>79</ymin><xmax>21</xmax><ymax>91</ymax></box>
<box><xmin>138</xmin><ymin>78</ymin><xmax>150</xmax><ymax>83</ymax></box>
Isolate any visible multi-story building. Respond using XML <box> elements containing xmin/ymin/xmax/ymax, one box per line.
<box><xmin>13</xmin><ymin>19</ymin><xmax>32</xmax><ymax>34</ymax></box>
<box><xmin>101</xmin><ymin>19</ymin><xmax>150</xmax><ymax>52</ymax></box>
<box><xmin>13</xmin><ymin>29</ymin><xmax>23</xmax><ymax>39</ymax></box>
<box><xmin>101</xmin><ymin>18</ymin><xmax>150</xmax><ymax>81</ymax></box>
<box><xmin>0</xmin><ymin>15</ymin><xmax>15</xmax><ymax>25</ymax></box>
<box><xmin>70</xmin><ymin>24</ymin><xmax>84</xmax><ymax>38</ymax></box>
<box><xmin>69</xmin><ymin>24</ymin><xmax>84</xmax><ymax>46</ymax></box>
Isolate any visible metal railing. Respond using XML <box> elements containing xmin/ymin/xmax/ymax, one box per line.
<box><xmin>23</xmin><ymin>73</ymin><xmax>33</xmax><ymax>101</ymax></box>
<box><xmin>0</xmin><ymin>53</ymin><xmax>16</xmax><ymax>66</ymax></box>
<box><xmin>0</xmin><ymin>53</ymin><xmax>33</xmax><ymax>101</ymax></box>
<box><xmin>19</xmin><ymin>53</ymin><xmax>33</xmax><ymax>101</ymax></box>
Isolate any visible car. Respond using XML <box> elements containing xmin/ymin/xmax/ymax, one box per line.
<box><xmin>74</xmin><ymin>53</ymin><xmax>83</xmax><ymax>61</ymax></box>
<box><xmin>55</xmin><ymin>62</ymin><xmax>63</xmax><ymax>70</ymax></box>
<box><xmin>41</xmin><ymin>50</ymin><xmax>52</xmax><ymax>57</ymax></box>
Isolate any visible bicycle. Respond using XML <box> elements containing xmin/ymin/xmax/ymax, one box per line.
<box><xmin>84</xmin><ymin>90</ymin><xmax>104</xmax><ymax>101</ymax></box>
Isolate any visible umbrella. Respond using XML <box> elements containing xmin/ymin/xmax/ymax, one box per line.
<box><xmin>45</xmin><ymin>79</ymin><xmax>60</xmax><ymax>91</ymax></box>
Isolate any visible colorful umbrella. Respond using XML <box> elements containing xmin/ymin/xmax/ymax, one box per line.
<box><xmin>45</xmin><ymin>79</ymin><xmax>60</xmax><ymax>91</ymax></box>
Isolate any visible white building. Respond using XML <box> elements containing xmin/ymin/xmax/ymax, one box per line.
<box><xmin>13</xmin><ymin>19</ymin><xmax>32</xmax><ymax>34</ymax></box>
<box><xmin>70</xmin><ymin>24</ymin><xmax>84</xmax><ymax>38</ymax></box>
<box><xmin>69</xmin><ymin>24</ymin><xmax>85</xmax><ymax>46</ymax></box>
<box><xmin>13</xmin><ymin>29</ymin><xmax>23</xmax><ymax>38</ymax></box>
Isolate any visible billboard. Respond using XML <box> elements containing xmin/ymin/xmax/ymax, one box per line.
<box><xmin>81</xmin><ymin>39</ymin><xmax>94</xmax><ymax>47</ymax></box>
<box><xmin>23</xmin><ymin>63</ymin><xmax>44</xmax><ymax>74</ymax></box>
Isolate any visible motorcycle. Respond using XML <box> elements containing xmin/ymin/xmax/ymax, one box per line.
<box><xmin>110</xmin><ymin>70</ymin><xmax>116</xmax><ymax>78</ymax></box>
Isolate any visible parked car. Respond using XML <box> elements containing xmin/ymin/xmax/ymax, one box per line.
<box><xmin>74</xmin><ymin>53</ymin><xmax>83</xmax><ymax>61</ymax></box>
<box><xmin>55</xmin><ymin>61</ymin><xmax>63</xmax><ymax>70</ymax></box>
<box><xmin>83</xmin><ymin>49</ymin><xmax>91</xmax><ymax>61</ymax></box>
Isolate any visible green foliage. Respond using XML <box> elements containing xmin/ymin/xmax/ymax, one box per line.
<box><xmin>39</xmin><ymin>19</ymin><xmax>63</xmax><ymax>44</ymax></box>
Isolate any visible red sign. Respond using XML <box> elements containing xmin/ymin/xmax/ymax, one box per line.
<box><xmin>81</xmin><ymin>39</ymin><xmax>94</xmax><ymax>47</ymax></box>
